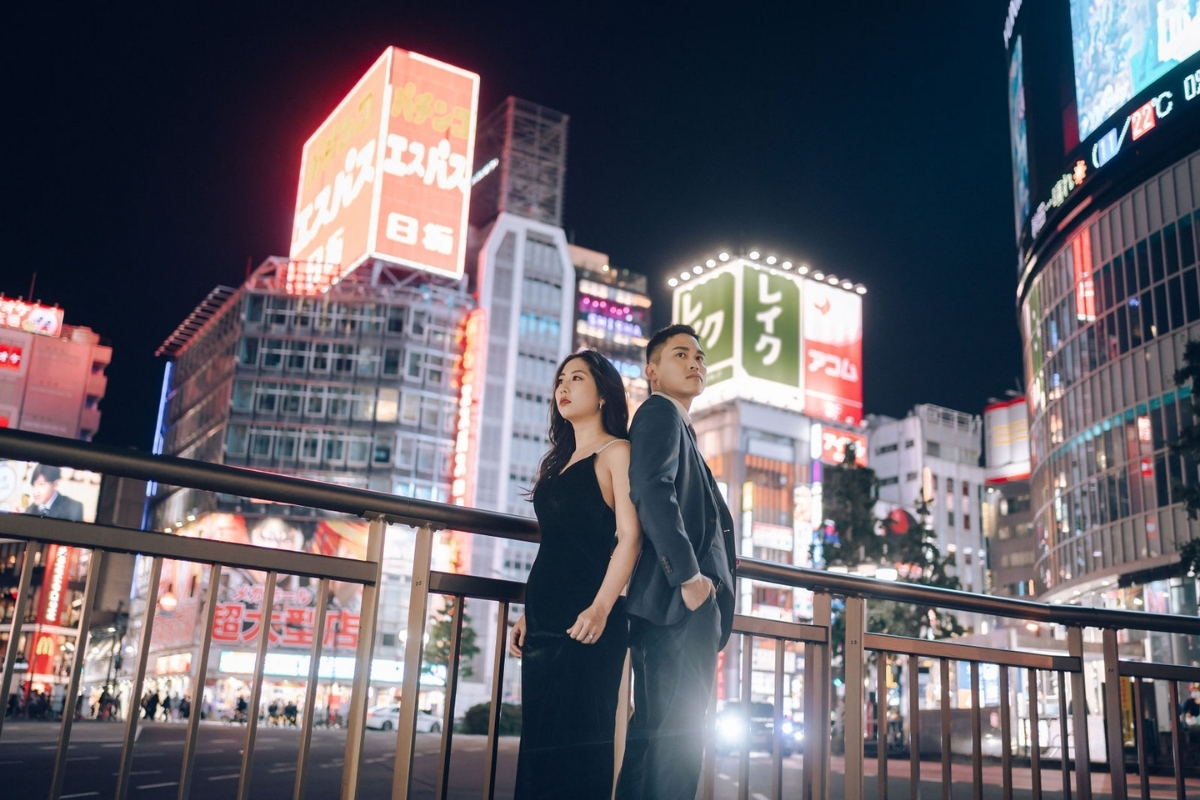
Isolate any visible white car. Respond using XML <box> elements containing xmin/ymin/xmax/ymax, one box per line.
<box><xmin>365</xmin><ymin>703</ymin><xmax>441</xmax><ymax>733</ymax></box>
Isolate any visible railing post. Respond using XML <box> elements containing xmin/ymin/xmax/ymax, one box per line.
<box><xmin>295</xmin><ymin>578</ymin><xmax>330</xmax><ymax>800</ymax></box>
<box><xmin>393</xmin><ymin>523</ymin><xmax>436</xmax><ymax>799</ymax></box>
<box><xmin>481</xmin><ymin>600</ymin><xmax>510</xmax><ymax>800</ymax></box>
<box><xmin>844</xmin><ymin>595</ymin><xmax>866</xmax><ymax>800</ymax></box>
<box><xmin>1067</xmin><ymin>627</ymin><xmax>1092</xmax><ymax>800</ymax></box>
<box><xmin>237</xmin><ymin>570</ymin><xmax>277</xmax><ymax>800</ymax></box>
<box><xmin>49</xmin><ymin>548</ymin><xmax>104</xmax><ymax>800</ymax></box>
<box><xmin>180</xmin><ymin>563</ymin><xmax>223</xmax><ymax>800</ymax></box>
<box><xmin>341</xmin><ymin>515</ymin><xmax>387</xmax><ymax>800</ymax></box>
<box><xmin>115</xmin><ymin>556</ymin><xmax>163</xmax><ymax>800</ymax></box>
<box><xmin>803</xmin><ymin>591</ymin><xmax>831</xmax><ymax>800</ymax></box>
<box><xmin>0</xmin><ymin>541</ymin><xmax>41</xmax><ymax>743</ymax></box>
<box><xmin>1102</xmin><ymin>629</ymin><xmax>1128</xmax><ymax>800</ymax></box>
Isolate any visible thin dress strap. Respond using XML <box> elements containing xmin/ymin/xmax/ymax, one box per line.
<box><xmin>593</xmin><ymin>438</ymin><xmax>624</xmax><ymax>456</ymax></box>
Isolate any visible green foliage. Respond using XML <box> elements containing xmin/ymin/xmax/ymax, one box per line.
<box><xmin>423</xmin><ymin>597</ymin><xmax>481</xmax><ymax>679</ymax></box>
<box><xmin>821</xmin><ymin>444</ymin><xmax>964</xmax><ymax>654</ymax></box>
<box><xmin>1171</xmin><ymin>340</ymin><xmax>1200</xmax><ymax>520</ymax></box>
<box><xmin>459</xmin><ymin>701</ymin><xmax>522</xmax><ymax>735</ymax></box>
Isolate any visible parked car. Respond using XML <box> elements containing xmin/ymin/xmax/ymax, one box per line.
<box><xmin>715</xmin><ymin>702</ymin><xmax>802</xmax><ymax>755</ymax></box>
<box><xmin>365</xmin><ymin>703</ymin><xmax>441</xmax><ymax>732</ymax></box>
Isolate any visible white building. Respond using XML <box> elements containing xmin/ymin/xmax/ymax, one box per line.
<box><xmin>866</xmin><ymin>404</ymin><xmax>986</xmax><ymax>597</ymax></box>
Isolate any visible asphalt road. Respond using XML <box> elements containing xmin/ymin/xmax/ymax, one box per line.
<box><xmin>2</xmin><ymin>721</ymin><xmax>1191</xmax><ymax>799</ymax></box>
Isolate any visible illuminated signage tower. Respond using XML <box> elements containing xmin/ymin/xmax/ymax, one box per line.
<box><xmin>568</xmin><ymin>244</ymin><xmax>651</xmax><ymax>407</ymax></box>
<box><xmin>981</xmin><ymin>397</ymin><xmax>1037</xmax><ymax>601</ymax></box>
<box><xmin>1006</xmin><ymin>2</ymin><xmax>1200</xmax><ymax>629</ymax></box>
<box><xmin>669</xmin><ymin>251</ymin><xmax>867</xmax><ymax>708</ymax></box>
<box><xmin>143</xmin><ymin>48</ymin><xmax>480</xmax><ymax>715</ymax></box>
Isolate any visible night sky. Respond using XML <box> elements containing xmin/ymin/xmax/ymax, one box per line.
<box><xmin>9</xmin><ymin>2</ymin><xmax>1024</xmax><ymax>451</ymax></box>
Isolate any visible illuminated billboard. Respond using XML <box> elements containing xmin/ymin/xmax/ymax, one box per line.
<box><xmin>289</xmin><ymin>47</ymin><xmax>480</xmax><ymax>291</ymax></box>
<box><xmin>672</xmin><ymin>259</ymin><xmax>862</xmax><ymax>424</ymax></box>
<box><xmin>0</xmin><ymin>461</ymin><xmax>102</xmax><ymax>521</ymax></box>
<box><xmin>983</xmin><ymin>397</ymin><xmax>1031</xmax><ymax>484</ymax></box>
<box><xmin>0</xmin><ymin>297</ymin><xmax>64</xmax><ymax>337</ymax></box>
<box><xmin>1006</xmin><ymin>2</ymin><xmax>1200</xmax><ymax>267</ymax></box>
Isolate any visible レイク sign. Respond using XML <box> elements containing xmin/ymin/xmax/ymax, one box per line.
<box><xmin>288</xmin><ymin>47</ymin><xmax>480</xmax><ymax>292</ymax></box>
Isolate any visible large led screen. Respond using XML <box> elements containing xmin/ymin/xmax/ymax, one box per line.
<box><xmin>1005</xmin><ymin>1</ymin><xmax>1200</xmax><ymax>269</ymax></box>
<box><xmin>1070</xmin><ymin>0</ymin><xmax>1200</xmax><ymax>140</ymax></box>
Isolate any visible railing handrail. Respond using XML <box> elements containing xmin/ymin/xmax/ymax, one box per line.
<box><xmin>739</xmin><ymin>556</ymin><xmax>1200</xmax><ymax>635</ymax></box>
<box><xmin>0</xmin><ymin>428</ymin><xmax>538</xmax><ymax>542</ymax></box>
<box><xmin>5</xmin><ymin>427</ymin><xmax>1199</xmax><ymax>637</ymax></box>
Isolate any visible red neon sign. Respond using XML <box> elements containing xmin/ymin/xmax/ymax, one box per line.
<box><xmin>0</xmin><ymin>298</ymin><xmax>63</xmax><ymax>337</ymax></box>
<box><xmin>451</xmin><ymin>308</ymin><xmax>486</xmax><ymax>507</ymax></box>
<box><xmin>1130</xmin><ymin>101</ymin><xmax>1156</xmax><ymax>141</ymax></box>
<box><xmin>0</xmin><ymin>343</ymin><xmax>22</xmax><ymax>371</ymax></box>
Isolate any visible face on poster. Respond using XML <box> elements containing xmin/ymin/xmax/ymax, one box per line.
<box><xmin>0</xmin><ymin>461</ymin><xmax>101</xmax><ymax>521</ymax></box>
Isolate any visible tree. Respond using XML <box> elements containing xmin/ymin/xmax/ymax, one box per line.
<box><xmin>423</xmin><ymin>597</ymin><xmax>480</xmax><ymax>679</ymax></box>
<box><xmin>1171</xmin><ymin>339</ymin><xmax>1200</xmax><ymax>520</ymax></box>
<box><xmin>819</xmin><ymin>443</ymin><xmax>963</xmax><ymax>646</ymax></box>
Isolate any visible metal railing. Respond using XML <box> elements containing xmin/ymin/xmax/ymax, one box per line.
<box><xmin>1</xmin><ymin>427</ymin><xmax>1199</xmax><ymax>800</ymax></box>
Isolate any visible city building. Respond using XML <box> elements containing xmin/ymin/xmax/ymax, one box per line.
<box><xmin>461</xmin><ymin>96</ymin><xmax>577</xmax><ymax>705</ymax></box>
<box><xmin>124</xmin><ymin>47</ymin><xmax>484</xmax><ymax>721</ymax></box>
<box><xmin>569</xmin><ymin>244</ymin><xmax>651</xmax><ymax>407</ymax></box>
<box><xmin>143</xmin><ymin>257</ymin><xmax>473</xmax><ymax>720</ymax></box>
<box><xmin>981</xmin><ymin>397</ymin><xmax>1036</xmax><ymax>599</ymax></box>
<box><xmin>866</xmin><ymin>404</ymin><xmax>986</xmax><ymax>597</ymax></box>
<box><xmin>670</xmin><ymin>250</ymin><xmax>867</xmax><ymax>710</ymax></box>
<box><xmin>1005</xmin><ymin>4</ymin><xmax>1200</xmax><ymax>643</ymax></box>
<box><xmin>0</xmin><ymin>297</ymin><xmax>113</xmax><ymax>714</ymax></box>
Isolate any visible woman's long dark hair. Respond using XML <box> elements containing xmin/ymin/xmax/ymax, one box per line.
<box><xmin>528</xmin><ymin>350</ymin><xmax>630</xmax><ymax>498</ymax></box>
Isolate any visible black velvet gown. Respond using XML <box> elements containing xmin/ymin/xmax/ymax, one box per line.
<box><xmin>514</xmin><ymin>453</ymin><xmax>629</xmax><ymax>800</ymax></box>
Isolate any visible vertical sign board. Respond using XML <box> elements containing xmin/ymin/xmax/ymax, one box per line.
<box><xmin>741</xmin><ymin>264</ymin><xmax>801</xmax><ymax>389</ymax></box>
<box><xmin>289</xmin><ymin>47</ymin><xmax>480</xmax><ymax>293</ymax></box>
<box><xmin>0</xmin><ymin>328</ymin><xmax>32</xmax><ymax>427</ymax></box>
<box><xmin>802</xmin><ymin>279</ymin><xmax>863</xmax><ymax>425</ymax></box>
<box><xmin>674</xmin><ymin>269</ymin><xmax>736</xmax><ymax>390</ymax></box>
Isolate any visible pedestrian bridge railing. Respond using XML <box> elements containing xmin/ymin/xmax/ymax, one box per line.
<box><xmin>0</xmin><ymin>428</ymin><xmax>1199</xmax><ymax>800</ymax></box>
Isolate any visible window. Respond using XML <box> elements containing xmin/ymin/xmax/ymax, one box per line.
<box><xmin>226</xmin><ymin>425</ymin><xmax>248</xmax><ymax>456</ymax></box>
<box><xmin>373</xmin><ymin>437</ymin><xmax>393</xmax><ymax>465</ymax></box>
<box><xmin>905</xmin><ymin>471</ymin><xmax>918</xmax><ymax>482</ymax></box>
<box><xmin>383</xmin><ymin>348</ymin><xmax>402</xmax><ymax>375</ymax></box>
<box><xmin>876</xmin><ymin>443</ymin><xmax>898</xmax><ymax>455</ymax></box>
<box><xmin>927</xmin><ymin>441</ymin><xmax>941</xmax><ymax>457</ymax></box>
<box><xmin>387</xmin><ymin>306</ymin><xmax>405</xmax><ymax>333</ymax></box>
<box><xmin>904</xmin><ymin>440</ymin><xmax>915</xmax><ymax>449</ymax></box>
<box><xmin>239</xmin><ymin>338</ymin><xmax>259</xmax><ymax>366</ymax></box>
<box><xmin>879</xmin><ymin>476</ymin><xmax>899</xmax><ymax>486</ymax></box>
<box><xmin>947</xmin><ymin>510</ymin><xmax>955</xmax><ymax>527</ymax></box>
<box><xmin>964</xmin><ymin>514</ymin><xmax>971</xmax><ymax>530</ymax></box>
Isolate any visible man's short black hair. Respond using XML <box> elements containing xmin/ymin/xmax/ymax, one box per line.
<box><xmin>31</xmin><ymin>464</ymin><xmax>62</xmax><ymax>484</ymax></box>
<box><xmin>645</xmin><ymin>324</ymin><xmax>700</xmax><ymax>364</ymax></box>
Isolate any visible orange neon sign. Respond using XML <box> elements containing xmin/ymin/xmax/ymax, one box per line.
<box><xmin>288</xmin><ymin>48</ymin><xmax>480</xmax><ymax>293</ymax></box>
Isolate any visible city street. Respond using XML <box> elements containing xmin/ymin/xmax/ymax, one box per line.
<box><xmin>4</xmin><ymin>720</ymin><xmax>1196</xmax><ymax>799</ymax></box>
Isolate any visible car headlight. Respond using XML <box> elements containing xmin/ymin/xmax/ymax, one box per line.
<box><xmin>781</xmin><ymin>721</ymin><xmax>794</xmax><ymax>735</ymax></box>
<box><xmin>717</xmin><ymin>717</ymin><xmax>746</xmax><ymax>741</ymax></box>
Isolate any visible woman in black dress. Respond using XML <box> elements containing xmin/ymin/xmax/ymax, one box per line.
<box><xmin>509</xmin><ymin>350</ymin><xmax>642</xmax><ymax>799</ymax></box>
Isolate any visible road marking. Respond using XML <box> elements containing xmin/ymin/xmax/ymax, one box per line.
<box><xmin>753</xmin><ymin>794</ymin><xmax>770</xmax><ymax>800</ymax></box>
<box><xmin>137</xmin><ymin>782</ymin><xmax>179</xmax><ymax>790</ymax></box>
<box><xmin>61</xmin><ymin>793</ymin><xmax>100</xmax><ymax>798</ymax></box>
<box><xmin>0</xmin><ymin>760</ymin><xmax>25</xmax><ymax>764</ymax></box>
<box><xmin>717</xmin><ymin>773</ymin><xmax>731</xmax><ymax>780</ymax></box>
<box><xmin>126</xmin><ymin>771</ymin><xmax>162</xmax><ymax>776</ymax></box>
<box><xmin>208</xmin><ymin>774</ymin><xmax>241</xmax><ymax>781</ymax></box>
<box><xmin>268</xmin><ymin>767</ymin><xmax>295</xmax><ymax>773</ymax></box>
<box><xmin>101</xmin><ymin>743</ymin><xmax>124</xmax><ymax>748</ymax></box>
<box><xmin>67</xmin><ymin>756</ymin><xmax>101</xmax><ymax>761</ymax></box>
<box><xmin>195</xmin><ymin>748</ymin><xmax>226</xmax><ymax>754</ymax></box>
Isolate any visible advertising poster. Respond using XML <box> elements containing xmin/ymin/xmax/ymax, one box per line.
<box><xmin>802</xmin><ymin>280</ymin><xmax>863</xmax><ymax>425</ymax></box>
<box><xmin>675</xmin><ymin>269</ymin><xmax>736</xmax><ymax>386</ymax></box>
<box><xmin>0</xmin><ymin>461</ymin><xmax>101</xmax><ymax>521</ymax></box>
<box><xmin>1009</xmin><ymin>36</ymin><xmax>1031</xmax><ymax>236</ymax></box>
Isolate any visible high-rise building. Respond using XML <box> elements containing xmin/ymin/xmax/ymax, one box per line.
<box><xmin>0</xmin><ymin>297</ymin><xmax>109</xmax><ymax>440</ymax></box>
<box><xmin>147</xmin><ymin>258</ymin><xmax>473</xmax><ymax>716</ymax></box>
<box><xmin>981</xmin><ymin>397</ymin><xmax>1037</xmax><ymax>599</ymax></box>
<box><xmin>462</xmin><ymin>97</ymin><xmax>577</xmax><ymax>705</ymax></box>
<box><xmin>132</xmin><ymin>46</ymin><xmax>484</xmax><ymax>720</ymax></box>
<box><xmin>866</xmin><ymin>405</ymin><xmax>987</xmax><ymax>596</ymax></box>
<box><xmin>1005</xmin><ymin>3</ymin><xmax>1200</xmax><ymax>648</ymax></box>
<box><xmin>0</xmin><ymin>297</ymin><xmax>111</xmax><ymax>712</ymax></box>
<box><xmin>569</xmin><ymin>244</ymin><xmax>651</xmax><ymax>407</ymax></box>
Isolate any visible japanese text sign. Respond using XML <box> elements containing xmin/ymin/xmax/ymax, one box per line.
<box><xmin>0</xmin><ymin>298</ymin><xmax>63</xmax><ymax>337</ymax></box>
<box><xmin>289</xmin><ymin>47</ymin><xmax>480</xmax><ymax>292</ymax></box>
<box><xmin>741</xmin><ymin>265</ymin><xmax>800</xmax><ymax>386</ymax></box>
<box><xmin>802</xmin><ymin>280</ymin><xmax>863</xmax><ymax>425</ymax></box>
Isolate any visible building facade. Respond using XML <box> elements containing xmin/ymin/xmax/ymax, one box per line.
<box><xmin>866</xmin><ymin>405</ymin><xmax>987</xmax><ymax>597</ymax></box>
<box><xmin>981</xmin><ymin>397</ymin><xmax>1036</xmax><ymax>599</ymax></box>
<box><xmin>140</xmin><ymin>259</ymin><xmax>473</xmax><ymax>719</ymax></box>
<box><xmin>568</xmin><ymin>244</ymin><xmax>651</xmax><ymax>408</ymax></box>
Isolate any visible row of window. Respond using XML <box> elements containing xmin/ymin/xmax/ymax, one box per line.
<box><xmin>225</xmin><ymin>423</ymin><xmax>452</xmax><ymax>476</ymax></box>
<box><xmin>229</xmin><ymin>380</ymin><xmax>456</xmax><ymax>432</ymax></box>
<box><xmin>244</xmin><ymin>293</ymin><xmax>462</xmax><ymax>348</ymax></box>
<box><xmin>238</xmin><ymin>337</ymin><xmax>453</xmax><ymax>388</ymax></box>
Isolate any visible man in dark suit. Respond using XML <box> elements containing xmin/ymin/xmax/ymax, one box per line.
<box><xmin>616</xmin><ymin>324</ymin><xmax>737</xmax><ymax>800</ymax></box>
<box><xmin>25</xmin><ymin>465</ymin><xmax>85</xmax><ymax>521</ymax></box>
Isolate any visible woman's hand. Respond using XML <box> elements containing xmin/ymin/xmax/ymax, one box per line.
<box><xmin>567</xmin><ymin>604</ymin><xmax>609</xmax><ymax>644</ymax></box>
<box><xmin>508</xmin><ymin>614</ymin><xmax>527</xmax><ymax>657</ymax></box>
